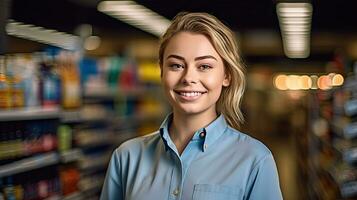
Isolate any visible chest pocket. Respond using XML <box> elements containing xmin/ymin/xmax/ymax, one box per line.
<box><xmin>192</xmin><ymin>184</ymin><xmax>242</xmax><ymax>200</ymax></box>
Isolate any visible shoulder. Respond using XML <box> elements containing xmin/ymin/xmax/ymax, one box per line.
<box><xmin>113</xmin><ymin>131</ymin><xmax>161</xmax><ymax>157</ymax></box>
<box><xmin>225</xmin><ymin>126</ymin><xmax>272</xmax><ymax>162</ymax></box>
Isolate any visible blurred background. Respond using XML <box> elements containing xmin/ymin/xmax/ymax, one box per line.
<box><xmin>0</xmin><ymin>0</ymin><xmax>357</xmax><ymax>199</ymax></box>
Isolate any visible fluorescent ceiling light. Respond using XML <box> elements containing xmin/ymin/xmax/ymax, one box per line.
<box><xmin>98</xmin><ymin>1</ymin><xmax>171</xmax><ymax>37</ymax></box>
<box><xmin>283</xmin><ymin>32</ymin><xmax>309</xmax><ymax>35</ymax></box>
<box><xmin>279</xmin><ymin>7</ymin><xmax>311</xmax><ymax>13</ymax></box>
<box><xmin>277</xmin><ymin>3</ymin><xmax>313</xmax><ymax>58</ymax></box>
<box><xmin>280</xmin><ymin>18</ymin><xmax>310</xmax><ymax>24</ymax></box>
<box><xmin>279</xmin><ymin>12</ymin><xmax>311</xmax><ymax>18</ymax></box>
<box><xmin>6</xmin><ymin>20</ymin><xmax>80</xmax><ymax>50</ymax></box>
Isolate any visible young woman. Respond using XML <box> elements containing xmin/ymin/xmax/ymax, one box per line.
<box><xmin>100</xmin><ymin>12</ymin><xmax>283</xmax><ymax>200</ymax></box>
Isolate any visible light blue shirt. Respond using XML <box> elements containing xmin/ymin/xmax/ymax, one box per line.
<box><xmin>100</xmin><ymin>114</ymin><xmax>283</xmax><ymax>200</ymax></box>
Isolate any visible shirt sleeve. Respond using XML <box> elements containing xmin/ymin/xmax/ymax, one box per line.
<box><xmin>244</xmin><ymin>153</ymin><xmax>283</xmax><ymax>200</ymax></box>
<box><xmin>100</xmin><ymin>149</ymin><xmax>123</xmax><ymax>200</ymax></box>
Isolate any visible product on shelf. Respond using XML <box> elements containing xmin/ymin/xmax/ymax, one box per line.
<box><xmin>58</xmin><ymin>51</ymin><xmax>81</xmax><ymax>110</ymax></box>
<box><xmin>0</xmin><ymin>56</ymin><xmax>12</xmax><ymax>109</ymax></box>
<box><xmin>0</xmin><ymin>119</ymin><xmax>58</xmax><ymax>164</ymax></box>
<box><xmin>57</xmin><ymin>125</ymin><xmax>72</xmax><ymax>153</ymax></box>
<box><xmin>107</xmin><ymin>56</ymin><xmax>122</xmax><ymax>89</ymax></box>
<box><xmin>1</xmin><ymin>165</ymin><xmax>61</xmax><ymax>200</ymax></box>
<box><xmin>59</xmin><ymin>167</ymin><xmax>80</xmax><ymax>196</ymax></box>
<box><xmin>23</xmin><ymin>55</ymin><xmax>40</xmax><ymax>108</ymax></box>
<box><xmin>39</xmin><ymin>53</ymin><xmax>61</xmax><ymax>108</ymax></box>
<box><xmin>0</xmin><ymin>50</ymin><xmax>84</xmax><ymax>111</ymax></box>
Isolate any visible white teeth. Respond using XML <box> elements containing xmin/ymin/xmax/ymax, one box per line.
<box><xmin>179</xmin><ymin>92</ymin><xmax>203</xmax><ymax>97</ymax></box>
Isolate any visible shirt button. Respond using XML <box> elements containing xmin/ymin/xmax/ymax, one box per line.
<box><xmin>199</xmin><ymin>132</ymin><xmax>206</xmax><ymax>138</ymax></box>
<box><xmin>173</xmin><ymin>188</ymin><xmax>179</xmax><ymax>196</ymax></box>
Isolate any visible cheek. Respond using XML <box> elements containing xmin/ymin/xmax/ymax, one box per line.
<box><xmin>161</xmin><ymin>73</ymin><xmax>177</xmax><ymax>99</ymax></box>
<box><xmin>161</xmin><ymin>69</ymin><xmax>170</xmax><ymax>85</ymax></box>
<box><xmin>204</xmin><ymin>75</ymin><xmax>225</xmax><ymax>91</ymax></box>
<box><xmin>161</xmin><ymin>70</ymin><xmax>181</xmax><ymax>87</ymax></box>
<box><xmin>161</xmin><ymin>74</ymin><xmax>173</xmax><ymax>89</ymax></box>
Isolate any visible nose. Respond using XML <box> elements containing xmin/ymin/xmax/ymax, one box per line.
<box><xmin>181</xmin><ymin>66</ymin><xmax>198</xmax><ymax>85</ymax></box>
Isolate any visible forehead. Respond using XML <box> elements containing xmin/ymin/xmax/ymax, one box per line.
<box><xmin>164</xmin><ymin>32</ymin><xmax>220</xmax><ymax>59</ymax></box>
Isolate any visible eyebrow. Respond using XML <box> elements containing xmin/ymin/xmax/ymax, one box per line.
<box><xmin>166</xmin><ymin>54</ymin><xmax>217</xmax><ymax>61</ymax></box>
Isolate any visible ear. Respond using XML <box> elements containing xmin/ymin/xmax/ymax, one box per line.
<box><xmin>223</xmin><ymin>73</ymin><xmax>230</xmax><ymax>87</ymax></box>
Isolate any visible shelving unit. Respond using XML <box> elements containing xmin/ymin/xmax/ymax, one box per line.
<box><xmin>0</xmin><ymin>105</ymin><xmax>81</xmax><ymax>199</ymax></box>
<box><xmin>60</xmin><ymin>148</ymin><xmax>82</xmax><ymax>164</ymax></box>
<box><xmin>78</xmin><ymin>82</ymin><xmax>167</xmax><ymax>199</ymax></box>
<box><xmin>0</xmin><ymin>107</ymin><xmax>60</xmax><ymax>121</ymax></box>
<box><xmin>0</xmin><ymin>152</ymin><xmax>59</xmax><ymax>178</ymax></box>
<box><xmin>83</xmin><ymin>85</ymin><xmax>163</xmax><ymax>98</ymax></box>
<box><xmin>61</xmin><ymin>111</ymin><xmax>82</xmax><ymax>123</ymax></box>
<box><xmin>62</xmin><ymin>192</ymin><xmax>84</xmax><ymax>200</ymax></box>
<box><xmin>302</xmin><ymin>72</ymin><xmax>357</xmax><ymax>199</ymax></box>
<box><xmin>0</xmin><ymin>45</ymin><xmax>168</xmax><ymax>200</ymax></box>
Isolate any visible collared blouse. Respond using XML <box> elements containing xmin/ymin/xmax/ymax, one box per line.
<box><xmin>100</xmin><ymin>114</ymin><xmax>283</xmax><ymax>200</ymax></box>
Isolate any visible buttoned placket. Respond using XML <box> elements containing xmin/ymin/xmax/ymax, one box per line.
<box><xmin>166</xmin><ymin>130</ymin><xmax>206</xmax><ymax>200</ymax></box>
<box><xmin>167</xmin><ymin>152</ymin><xmax>182</xmax><ymax>200</ymax></box>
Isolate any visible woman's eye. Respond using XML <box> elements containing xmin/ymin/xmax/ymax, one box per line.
<box><xmin>169</xmin><ymin>64</ymin><xmax>184</xmax><ymax>70</ymax></box>
<box><xmin>199</xmin><ymin>64</ymin><xmax>212</xmax><ymax>70</ymax></box>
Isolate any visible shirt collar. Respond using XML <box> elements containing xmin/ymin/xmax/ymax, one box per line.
<box><xmin>159</xmin><ymin>113</ymin><xmax>174</xmax><ymax>152</ymax></box>
<box><xmin>159</xmin><ymin>113</ymin><xmax>228</xmax><ymax>152</ymax></box>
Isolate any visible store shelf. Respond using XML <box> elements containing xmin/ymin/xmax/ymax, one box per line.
<box><xmin>60</xmin><ymin>148</ymin><xmax>83</xmax><ymax>163</ymax></box>
<box><xmin>0</xmin><ymin>107</ymin><xmax>112</xmax><ymax>123</ymax></box>
<box><xmin>0</xmin><ymin>152</ymin><xmax>59</xmax><ymax>177</ymax></box>
<box><xmin>61</xmin><ymin>110</ymin><xmax>83</xmax><ymax>123</ymax></box>
<box><xmin>43</xmin><ymin>192</ymin><xmax>84</xmax><ymax>200</ymax></box>
<box><xmin>0</xmin><ymin>107</ymin><xmax>61</xmax><ymax>121</ymax></box>
<box><xmin>79</xmin><ymin>152</ymin><xmax>111</xmax><ymax>172</ymax></box>
<box><xmin>44</xmin><ymin>195</ymin><xmax>61</xmax><ymax>200</ymax></box>
<box><xmin>76</xmin><ymin>132</ymin><xmax>113</xmax><ymax>148</ymax></box>
<box><xmin>62</xmin><ymin>192</ymin><xmax>84</xmax><ymax>200</ymax></box>
<box><xmin>79</xmin><ymin>175</ymin><xmax>105</xmax><ymax>195</ymax></box>
<box><xmin>83</xmin><ymin>86</ymin><xmax>162</xmax><ymax>99</ymax></box>
<box><xmin>61</xmin><ymin>107</ymin><xmax>115</xmax><ymax>124</ymax></box>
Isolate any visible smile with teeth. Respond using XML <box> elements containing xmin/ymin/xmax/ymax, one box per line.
<box><xmin>175</xmin><ymin>91</ymin><xmax>207</xmax><ymax>97</ymax></box>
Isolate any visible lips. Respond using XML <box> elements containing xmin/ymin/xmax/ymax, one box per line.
<box><xmin>174</xmin><ymin>90</ymin><xmax>207</xmax><ymax>100</ymax></box>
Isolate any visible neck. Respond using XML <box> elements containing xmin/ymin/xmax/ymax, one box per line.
<box><xmin>169</xmin><ymin>109</ymin><xmax>217</xmax><ymax>154</ymax></box>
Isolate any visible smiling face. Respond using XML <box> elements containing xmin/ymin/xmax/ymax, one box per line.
<box><xmin>161</xmin><ymin>31</ymin><xmax>230</xmax><ymax>117</ymax></box>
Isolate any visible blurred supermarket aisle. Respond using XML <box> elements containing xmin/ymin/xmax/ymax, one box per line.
<box><xmin>1</xmin><ymin>0</ymin><xmax>357</xmax><ymax>199</ymax></box>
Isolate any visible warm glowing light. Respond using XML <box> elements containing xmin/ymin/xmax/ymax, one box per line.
<box><xmin>273</xmin><ymin>73</ymin><xmax>343</xmax><ymax>91</ymax></box>
<box><xmin>286</xmin><ymin>75</ymin><xmax>301</xmax><ymax>90</ymax></box>
<box><xmin>300</xmin><ymin>75</ymin><xmax>312</xmax><ymax>90</ymax></box>
<box><xmin>84</xmin><ymin>36</ymin><xmax>101</xmax><ymax>50</ymax></box>
<box><xmin>332</xmin><ymin>74</ymin><xmax>344</xmax><ymax>86</ymax></box>
<box><xmin>274</xmin><ymin>74</ymin><xmax>288</xmax><ymax>90</ymax></box>
<box><xmin>318</xmin><ymin>75</ymin><xmax>331</xmax><ymax>90</ymax></box>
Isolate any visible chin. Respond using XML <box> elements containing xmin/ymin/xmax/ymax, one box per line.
<box><xmin>175</xmin><ymin>104</ymin><xmax>213</xmax><ymax>116</ymax></box>
<box><xmin>179</xmin><ymin>108</ymin><xmax>202</xmax><ymax>115</ymax></box>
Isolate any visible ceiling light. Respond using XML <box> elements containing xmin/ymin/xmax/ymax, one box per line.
<box><xmin>6</xmin><ymin>20</ymin><xmax>79</xmax><ymax>50</ymax></box>
<box><xmin>84</xmin><ymin>36</ymin><xmax>101</xmax><ymax>50</ymax></box>
<box><xmin>98</xmin><ymin>1</ymin><xmax>171</xmax><ymax>37</ymax></box>
<box><xmin>277</xmin><ymin>3</ymin><xmax>313</xmax><ymax>58</ymax></box>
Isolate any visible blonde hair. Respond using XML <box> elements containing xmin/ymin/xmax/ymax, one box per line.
<box><xmin>159</xmin><ymin>12</ymin><xmax>246</xmax><ymax>129</ymax></box>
